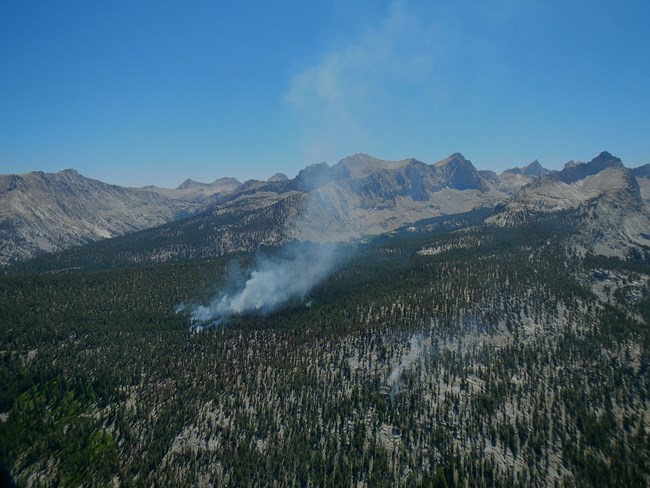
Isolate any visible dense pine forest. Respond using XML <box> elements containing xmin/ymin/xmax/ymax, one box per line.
<box><xmin>1</xmin><ymin>221</ymin><xmax>649</xmax><ymax>486</ymax></box>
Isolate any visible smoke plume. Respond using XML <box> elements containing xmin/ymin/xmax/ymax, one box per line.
<box><xmin>387</xmin><ymin>334</ymin><xmax>424</xmax><ymax>404</ymax></box>
<box><xmin>179</xmin><ymin>242</ymin><xmax>341</xmax><ymax>329</ymax></box>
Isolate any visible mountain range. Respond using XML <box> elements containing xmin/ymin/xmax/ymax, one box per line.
<box><xmin>1</xmin><ymin>151</ymin><xmax>648</xmax><ymax>267</ymax></box>
<box><xmin>2</xmin><ymin>151</ymin><xmax>650</xmax><ymax>487</ymax></box>
<box><xmin>489</xmin><ymin>151</ymin><xmax>650</xmax><ymax>256</ymax></box>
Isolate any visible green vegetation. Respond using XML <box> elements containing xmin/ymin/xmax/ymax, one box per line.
<box><xmin>1</xmin><ymin>223</ymin><xmax>648</xmax><ymax>486</ymax></box>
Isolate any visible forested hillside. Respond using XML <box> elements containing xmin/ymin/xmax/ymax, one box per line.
<box><xmin>1</xmin><ymin>221</ymin><xmax>648</xmax><ymax>486</ymax></box>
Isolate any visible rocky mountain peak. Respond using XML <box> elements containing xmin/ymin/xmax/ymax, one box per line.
<box><xmin>448</xmin><ymin>152</ymin><xmax>468</xmax><ymax>162</ymax></box>
<box><xmin>176</xmin><ymin>177</ymin><xmax>241</xmax><ymax>193</ymax></box>
<box><xmin>434</xmin><ymin>153</ymin><xmax>474</xmax><ymax>171</ymax></box>
<box><xmin>340</xmin><ymin>153</ymin><xmax>377</xmax><ymax>164</ymax></box>
<box><xmin>4</xmin><ymin>149</ymin><xmax>645</xmax><ymax>266</ymax></box>
<box><xmin>433</xmin><ymin>153</ymin><xmax>486</xmax><ymax>191</ymax></box>
<box><xmin>211</xmin><ymin>177</ymin><xmax>242</xmax><ymax>190</ymax></box>
<box><xmin>177</xmin><ymin>178</ymin><xmax>203</xmax><ymax>190</ymax></box>
<box><xmin>296</xmin><ymin>162</ymin><xmax>350</xmax><ymax>191</ymax></box>
<box><xmin>558</xmin><ymin>151</ymin><xmax>623</xmax><ymax>184</ymax></box>
<box><xmin>632</xmin><ymin>164</ymin><xmax>650</xmax><ymax>178</ymax></box>
<box><xmin>0</xmin><ymin>174</ymin><xmax>21</xmax><ymax>194</ymax></box>
<box><xmin>337</xmin><ymin>153</ymin><xmax>420</xmax><ymax>179</ymax></box>
<box><xmin>521</xmin><ymin>160</ymin><xmax>544</xmax><ymax>177</ymax></box>
<box><xmin>488</xmin><ymin>151</ymin><xmax>649</xmax><ymax>258</ymax></box>
<box><xmin>593</xmin><ymin>150</ymin><xmax>620</xmax><ymax>164</ymax></box>
<box><xmin>268</xmin><ymin>173</ymin><xmax>289</xmax><ymax>182</ymax></box>
<box><xmin>503</xmin><ymin>160</ymin><xmax>549</xmax><ymax>177</ymax></box>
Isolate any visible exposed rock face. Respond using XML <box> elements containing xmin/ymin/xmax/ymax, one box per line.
<box><xmin>177</xmin><ymin>177</ymin><xmax>241</xmax><ymax>193</ymax></box>
<box><xmin>488</xmin><ymin>152</ymin><xmax>650</xmax><ymax>257</ymax></box>
<box><xmin>557</xmin><ymin>151</ymin><xmax>623</xmax><ymax>184</ymax></box>
<box><xmin>503</xmin><ymin>160</ymin><xmax>548</xmax><ymax>178</ymax></box>
<box><xmin>433</xmin><ymin>153</ymin><xmax>489</xmax><ymax>191</ymax></box>
<box><xmin>0</xmin><ymin>152</ymin><xmax>557</xmax><ymax>265</ymax></box>
<box><xmin>336</xmin><ymin>153</ymin><xmax>419</xmax><ymax>179</ymax></box>
<box><xmin>159</xmin><ymin>151</ymin><xmax>533</xmax><ymax>249</ymax></box>
<box><xmin>634</xmin><ymin>165</ymin><xmax>650</xmax><ymax>206</ymax></box>
<box><xmin>293</xmin><ymin>153</ymin><xmax>502</xmax><ymax>241</ymax></box>
<box><xmin>267</xmin><ymin>173</ymin><xmax>289</xmax><ymax>182</ymax></box>
<box><xmin>296</xmin><ymin>162</ymin><xmax>351</xmax><ymax>191</ymax></box>
<box><xmin>145</xmin><ymin>177</ymin><xmax>242</xmax><ymax>203</ymax></box>
<box><xmin>0</xmin><ymin>170</ymin><xmax>241</xmax><ymax>265</ymax></box>
<box><xmin>520</xmin><ymin>160</ymin><xmax>546</xmax><ymax>177</ymax></box>
<box><xmin>632</xmin><ymin>163</ymin><xmax>650</xmax><ymax>179</ymax></box>
<box><xmin>496</xmin><ymin>160</ymin><xmax>554</xmax><ymax>194</ymax></box>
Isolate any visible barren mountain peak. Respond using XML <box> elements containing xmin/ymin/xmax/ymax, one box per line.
<box><xmin>267</xmin><ymin>173</ymin><xmax>289</xmax><ymax>182</ymax></box>
<box><xmin>177</xmin><ymin>178</ymin><xmax>204</xmax><ymax>190</ymax></box>
<box><xmin>339</xmin><ymin>153</ymin><xmax>419</xmax><ymax>179</ymax></box>
<box><xmin>434</xmin><ymin>152</ymin><xmax>470</xmax><ymax>168</ymax></box>
<box><xmin>521</xmin><ymin>160</ymin><xmax>544</xmax><ymax>176</ymax></box>
<box><xmin>557</xmin><ymin>151</ymin><xmax>623</xmax><ymax>185</ymax></box>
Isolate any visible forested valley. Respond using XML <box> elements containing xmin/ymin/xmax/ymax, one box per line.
<box><xmin>1</xmin><ymin>221</ymin><xmax>649</xmax><ymax>486</ymax></box>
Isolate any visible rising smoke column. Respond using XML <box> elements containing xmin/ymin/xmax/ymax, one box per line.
<box><xmin>387</xmin><ymin>334</ymin><xmax>424</xmax><ymax>404</ymax></box>
<box><xmin>180</xmin><ymin>242</ymin><xmax>341</xmax><ymax>327</ymax></box>
<box><xmin>178</xmin><ymin>160</ymin><xmax>352</xmax><ymax>330</ymax></box>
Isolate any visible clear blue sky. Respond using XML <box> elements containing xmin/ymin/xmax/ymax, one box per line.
<box><xmin>1</xmin><ymin>0</ymin><xmax>649</xmax><ymax>187</ymax></box>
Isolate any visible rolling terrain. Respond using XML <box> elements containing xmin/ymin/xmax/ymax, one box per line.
<box><xmin>1</xmin><ymin>151</ymin><xmax>649</xmax><ymax>486</ymax></box>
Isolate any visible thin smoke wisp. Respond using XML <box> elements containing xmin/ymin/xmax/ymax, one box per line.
<box><xmin>387</xmin><ymin>334</ymin><xmax>424</xmax><ymax>404</ymax></box>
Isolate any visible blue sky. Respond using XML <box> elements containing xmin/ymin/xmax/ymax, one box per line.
<box><xmin>1</xmin><ymin>0</ymin><xmax>649</xmax><ymax>187</ymax></box>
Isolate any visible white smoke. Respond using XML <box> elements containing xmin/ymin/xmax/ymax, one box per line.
<box><xmin>180</xmin><ymin>242</ymin><xmax>341</xmax><ymax>328</ymax></box>
<box><xmin>387</xmin><ymin>334</ymin><xmax>424</xmax><ymax>404</ymax></box>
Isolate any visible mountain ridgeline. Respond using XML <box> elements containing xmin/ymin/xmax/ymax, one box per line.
<box><xmin>1</xmin><ymin>151</ymin><xmax>650</xmax><ymax>486</ymax></box>
<box><xmin>0</xmin><ymin>152</ymin><xmax>519</xmax><ymax>266</ymax></box>
<box><xmin>2</xmin><ymin>150</ymin><xmax>649</xmax><ymax>271</ymax></box>
<box><xmin>0</xmin><ymin>170</ymin><xmax>242</xmax><ymax>265</ymax></box>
